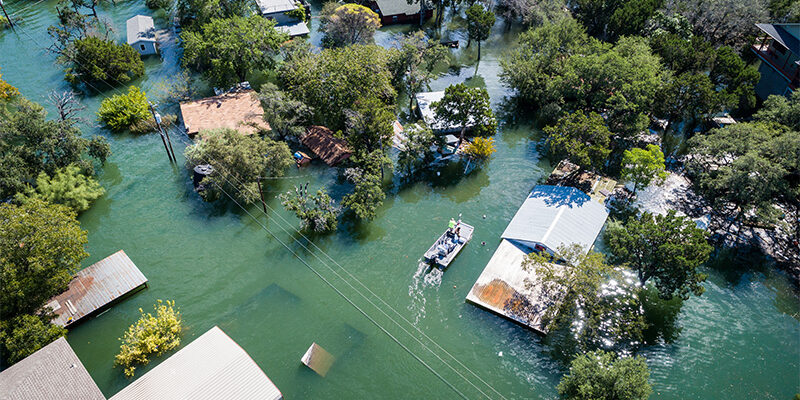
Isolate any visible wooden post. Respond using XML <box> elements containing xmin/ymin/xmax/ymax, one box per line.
<box><xmin>256</xmin><ymin>178</ymin><xmax>267</xmax><ymax>214</ymax></box>
<box><xmin>1</xmin><ymin>0</ymin><xmax>15</xmax><ymax>31</ymax></box>
<box><xmin>149</xmin><ymin>103</ymin><xmax>174</xmax><ymax>163</ymax></box>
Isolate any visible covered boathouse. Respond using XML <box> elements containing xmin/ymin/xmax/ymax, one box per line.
<box><xmin>466</xmin><ymin>185</ymin><xmax>609</xmax><ymax>333</ymax></box>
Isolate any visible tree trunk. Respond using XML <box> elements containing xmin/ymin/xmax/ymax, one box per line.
<box><xmin>409</xmin><ymin>93</ymin><xmax>414</xmax><ymax>111</ymax></box>
<box><xmin>477</xmin><ymin>40</ymin><xmax>481</xmax><ymax>61</ymax></box>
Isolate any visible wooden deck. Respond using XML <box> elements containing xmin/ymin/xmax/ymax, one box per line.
<box><xmin>47</xmin><ymin>250</ymin><xmax>148</xmax><ymax>327</ymax></box>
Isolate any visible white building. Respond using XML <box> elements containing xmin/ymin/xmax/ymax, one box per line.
<box><xmin>256</xmin><ymin>0</ymin><xmax>310</xmax><ymax>37</ymax></box>
<box><xmin>126</xmin><ymin>15</ymin><xmax>158</xmax><ymax>56</ymax></box>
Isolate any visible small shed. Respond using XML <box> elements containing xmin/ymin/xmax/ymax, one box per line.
<box><xmin>301</xmin><ymin>126</ymin><xmax>352</xmax><ymax>166</ymax></box>
<box><xmin>47</xmin><ymin>250</ymin><xmax>148</xmax><ymax>327</ymax></box>
<box><xmin>110</xmin><ymin>326</ymin><xmax>283</xmax><ymax>400</ymax></box>
<box><xmin>126</xmin><ymin>15</ymin><xmax>157</xmax><ymax>55</ymax></box>
<box><xmin>179</xmin><ymin>89</ymin><xmax>270</xmax><ymax>139</ymax></box>
<box><xmin>0</xmin><ymin>337</ymin><xmax>105</xmax><ymax>400</ymax></box>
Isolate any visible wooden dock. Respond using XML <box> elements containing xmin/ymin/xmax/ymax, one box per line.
<box><xmin>46</xmin><ymin>250</ymin><xmax>148</xmax><ymax>327</ymax></box>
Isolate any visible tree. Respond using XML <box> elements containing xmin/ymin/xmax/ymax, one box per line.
<box><xmin>64</xmin><ymin>37</ymin><xmax>144</xmax><ymax>86</ymax></box>
<box><xmin>463</xmin><ymin>136</ymin><xmax>496</xmax><ymax>161</ymax></box>
<box><xmin>175</xmin><ymin>0</ymin><xmax>255</xmax><ymax>30</ymax></box>
<box><xmin>607</xmin><ymin>0</ymin><xmax>663</xmax><ymax>40</ymax></box>
<box><xmin>115</xmin><ymin>300</ymin><xmax>182</xmax><ymax>378</ymax></box>
<box><xmin>182</xmin><ymin>15</ymin><xmax>288</xmax><ymax>88</ymax></box>
<box><xmin>257</xmin><ymin>83</ymin><xmax>313</xmax><ymax>140</ymax></box>
<box><xmin>432</xmin><ymin>83</ymin><xmax>497</xmax><ymax>143</ymax></box>
<box><xmin>184</xmin><ymin>129</ymin><xmax>292</xmax><ymax>204</ymax></box>
<box><xmin>648</xmin><ymin>33</ymin><xmax>714</xmax><ymax>74</ymax></box>
<box><xmin>557</xmin><ymin>350</ymin><xmax>652</xmax><ymax>400</ymax></box>
<box><xmin>342</xmin><ymin>157</ymin><xmax>386</xmax><ymax>221</ymax></box>
<box><xmin>0</xmin><ymin>67</ymin><xmax>19</xmax><ymax>101</ymax></box>
<box><xmin>0</xmin><ymin>200</ymin><xmax>88</xmax><ymax>320</ymax></box>
<box><xmin>654</xmin><ymin>72</ymin><xmax>721</xmax><ymax>133</ymax></box>
<box><xmin>0</xmin><ymin>314</ymin><xmax>67</xmax><ymax>365</ymax></box>
<box><xmin>397</xmin><ymin>124</ymin><xmax>437</xmax><ymax>175</ymax></box>
<box><xmin>605</xmin><ymin>210</ymin><xmax>712</xmax><ymax>299</ymax></box>
<box><xmin>387</xmin><ymin>32</ymin><xmax>449</xmax><ymax>109</ymax></box>
<box><xmin>621</xmin><ymin>144</ymin><xmax>667</xmax><ymax>193</ymax></box>
<box><xmin>465</xmin><ymin>4</ymin><xmax>495</xmax><ymax>60</ymax></box>
<box><xmin>523</xmin><ymin>244</ymin><xmax>646</xmax><ymax>352</ymax></box>
<box><xmin>662</xmin><ymin>0</ymin><xmax>768</xmax><ymax>47</ymax></box>
<box><xmin>709</xmin><ymin>46</ymin><xmax>759</xmax><ymax>115</ymax></box>
<box><xmin>280</xmin><ymin>184</ymin><xmax>339</xmax><ymax>232</ymax></box>
<box><xmin>495</xmin><ymin>0</ymin><xmax>568</xmax><ymax>28</ymax></box>
<box><xmin>754</xmin><ymin>91</ymin><xmax>800</xmax><ymax>131</ymax></box>
<box><xmin>97</xmin><ymin>86</ymin><xmax>151</xmax><ymax>131</ymax></box>
<box><xmin>280</xmin><ymin>44</ymin><xmax>396</xmax><ymax>131</ymax></box>
<box><xmin>543</xmin><ymin>111</ymin><xmax>611</xmax><ymax>173</ymax></box>
<box><xmin>48</xmin><ymin>90</ymin><xmax>88</xmax><ymax>125</ymax></box>
<box><xmin>344</xmin><ymin>96</ymin><xmax>396</xmax><ymax>158</ymax></box>
<box><xmin>320</xmin><ymin>3</ymin><xmax>381</xmax><ymax>48</ymax></box>
<box><xmin>17</xmin><ymin>165</ymin><xmax>105</xmax><ymax>213</ymax></box>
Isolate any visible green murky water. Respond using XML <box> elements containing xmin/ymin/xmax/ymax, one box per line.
<box><xmin>1</xmin><ymin>1</ymin><xmax>798</xmax><ymax>398</ymax></box>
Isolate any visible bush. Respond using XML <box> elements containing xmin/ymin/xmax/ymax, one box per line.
<box><xmin>66</xmin><ymin>37</ymin><xmax>144</xmax><ymax>85</ymax></box>
<box><xmin>280</xmin><ymin>185</ymin><xmax>339</xmax><ymax>232</ymax></box>
<box><xmin>0</xmin><ymin>314</ymin><xmax>67</xmax><ymax>365</ymax></box>
<box><xmin>115</xmin><ymin>300</ymin><xmax>183</xmax><ymax>378</ymax></box>
<box><xmin>17</xmin><ymin>164</ymin><xmax>105</xmax><ymax>213</ymax></box>
<box><xmin>463</xmin><ymin>136</ymin><xmax>496</xmax><ymax>161</ymax></box>
<box><xmin>97</xmin><ymin>86</ymin><xmax>151</xmax><ymax>131</ymax></box>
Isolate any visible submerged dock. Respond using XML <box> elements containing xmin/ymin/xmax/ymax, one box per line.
<box><xmin>47</xmin><ymin>250</ymin><xmax>148</xmax><ymax>327</ymax></box>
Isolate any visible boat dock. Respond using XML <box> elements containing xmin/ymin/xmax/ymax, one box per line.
<box><xmin>46</xmin><ymin>250</ymin><xmax>148</xmax><ymax>327</ymax></box>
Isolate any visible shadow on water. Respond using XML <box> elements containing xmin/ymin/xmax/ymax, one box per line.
<box><xmin>640</xmin><ymin>286</ymin><xmax>684</xmax><ymax>345</ymax></box>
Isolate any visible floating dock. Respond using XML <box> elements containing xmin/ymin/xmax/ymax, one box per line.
<box><xmin>47</xmin><ymin>250</ymin><xmax>148</xmax><ymax>327</ymax></box>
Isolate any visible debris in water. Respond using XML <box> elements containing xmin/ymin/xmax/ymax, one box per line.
<box><xmin>498</xmin><ymin>351</ymin><xmax>503</xmax><ymax>357</ymax></box>
<box><xmin>483</xmin><ymin>214</ymin><xmax>486</xmax><ymax>219</ymax></box>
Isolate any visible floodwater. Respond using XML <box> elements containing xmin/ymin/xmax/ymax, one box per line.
<box><xmin>1</xmin><ymin>1</ymin><xmax>798</xmax><ymax>398</ymax></box>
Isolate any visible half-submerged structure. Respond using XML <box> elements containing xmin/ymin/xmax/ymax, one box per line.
<box><xmin>179</xmin><ymin>88</ymin><xmax>269</xmax><ymax>139</ymax></box>
<box><xmin>126</xmin><ymin>15</ymin><xmax>158</xmax><ymax>56</ymax></box>
<box><xmin>415</xmin><ymin>91</ymin><xmax>474</xmax><ymax>134</ymax></box>
<box><xmin>301</xmin><ymin>126</ymin><xmax>352</xmax><ymax>166</ymax></box>
<box><xmin>0</xmin><ymin>337</ymin><xmax>105</xmax><ymax>400</ymax></box>
<box><xmin>47</xmin><ymin>250</ymin><xmax>148</xmax><ymax>327</ymax></box>
<box><xmin>466</xmin><ymin>185</ymin><xmax>609</xmax><ymax>333</ymax></box>
<box><xmin>257</xmin><ymin>0</ymin><xmax>310</xmax><ymax>36</ymax></box>
<box><xmin>110</xmin><ymin>326</ymin><xmax>283</xmax><ymax>400</ymax></box>
<box><xmin>368</xmin><ymin>0</ymin><xmax>432</xmax><ymax>25</ymax></box>
<box><xmin>751</xmin><ymin>23</ymin><xmax>798</xmax><ymax>99</ymax></box>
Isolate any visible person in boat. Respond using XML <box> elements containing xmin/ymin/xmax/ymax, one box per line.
<box><xmin>448</xmin><ymin>218</ymin><xmax>456</xmax><ymax>232</ymax></box>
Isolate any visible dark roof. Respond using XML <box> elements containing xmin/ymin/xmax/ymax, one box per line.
<box><xmin>756</xmin><ymin>23</ymin><xmax>800</xmax><ymax>55</ymax></box>
<box><xmin>301</xmin><ymin>126</ymin><xmax>352</xmax><ymax>166</ymax></box>
<box><xmin>0</xmin><ymin>337</ymin><xmax>105</xmax><ymax>400</ymax></box>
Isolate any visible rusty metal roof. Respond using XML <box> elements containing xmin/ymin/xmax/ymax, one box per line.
<box><xmin>47</xmin><ymin>250</ymin><xmax>148</xmax><ymax>327</ymax></box>
<box><xmin>0</xmin><ymin>337</ymin><xmax>105</xmax><ymax>400</ymax></box>
<box><xmin>179</xmin><ymin>89</ymin><xmax>270</xmax><ymax>138</ymax></box>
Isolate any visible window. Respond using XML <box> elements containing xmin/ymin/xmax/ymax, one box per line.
<box><xmin>140</xmin><ymin>44</ymin><xmax>146</xmax><ymax>51</ymax></box>
<box><xmin>773</xmin><ymin>41</ymin><xmax>787</xmax><ymax>55</ymax></box>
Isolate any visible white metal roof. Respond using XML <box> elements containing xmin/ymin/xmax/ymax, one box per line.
<box><xmin>276</xmin><ymin>21</ymin><xmax>310</xmax><ymax>36</ymax></box>
<box><xmin>257</xmin><ymin>0</ymin><xmax>297</xmax><ymax>14</ymax></box>
<box><xmin>416</xmin><ymin>91</ymin><xmax>476</xmax><ymax>133</ymax></box>
<box><xmin>375</xmin><ymin>0</ymin><xmax>421</xmax><ymax>16</ymax></box>
<box><xmin>110</xmin><ymin>326</ymin><xmax>282</xmax><ymax>400</ymax></box>
<box><xmin>501</xmin><ymin>185</ymin><xmax>608</xmax><ymax>253</ymax></box>
<box><xmin>126</xmin><ymin>15</ymin><xmax>156</xmax><ymax>45</ymax></box>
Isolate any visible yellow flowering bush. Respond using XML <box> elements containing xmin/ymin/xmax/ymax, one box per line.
<box><xmin>114</xmin><ymin>300</ymin><xmax>183</xmax><ymax>377</ymax></box>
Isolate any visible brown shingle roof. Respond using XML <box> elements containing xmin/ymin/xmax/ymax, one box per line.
<box><xmin>179</xmin><ymin>89</ymin><xmax>270</xmax><ymax>138</ymax></box>
<box><xmin>301</xmin><ymin>126</ymin><xmax>352</xmax><ymax>166</ymax></box>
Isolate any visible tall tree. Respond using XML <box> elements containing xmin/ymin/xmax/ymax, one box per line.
<box><xmin>621</xmin><ymin>144</ymin><xmax>667</xmax><ymax>193</ymax></box>
<box><xmin>465</xmin><ymin>4</ymin><xmax>495</xmax><ymax>60</ymax></box>
<box><xmin>388</xmin><ymin>32</ymin><xmax>449</xmax><ymax>109</ymax></box>
<box><xmin>257</xmin><ymin>83</ymin><xmax>313</xmax><ymax>140</ymax></box>
<box><xmin>543</xmin><ymin>111</ymin><xmax>611</xmax><ymax>173</ymax></box>
<box><xmin>662</xmin><ymin>0</ymin><xmax>768</xmax><ymax>47</ymax></box>
<box><xmin>280</xmin><ymin>184</ymin><xmax>339</xmax><ymax>232</ymax></box>
<box><xmin>397</xmin><ymin>125</ymin><xmax>437</xmax><ymax>175</ymax></box>
<box><xmin>495</xmin><ymin>0</ymin><xmax>568</xmax><ymax>28</ymax></box>
<box><xmin>605</xmin><ymin>210</ymin><xmax>712</xmax><ymax>299</ymax></box>
<box><xmin>342</xmin><ymin>155</ymin><xmax>386</xmax><ymax>221</ymax></box>
<box><xmin>754</xmin><ymin>91</ymin><xmax>800</xmax><ymax>131</ymax></box>
<box><xmin>344</xmin><ymin>96</ymin><xmax>396</xmax><ymax>158</ymax></box>
<box><xmin>64</xmin><ymin>36</ymin><xmax>144</xmax><ymax>85</ymax></box>
<box><xmin>654</xmin><ymin>72</ymin><xmax>721</xmax><ymax>133</ymax></box>
<box><xmin>709</xmin><ymin>46</ymin><xmax>760</xmax><ymax>116</ymax></box>
<box><xmin>182</xmin><ymin>15</ymin><xmax>288</xmax><ymax>88</ymax></box>
<box><xmin>320</xmin><ymin>3</ymin><xmax>381</xmax><ymax>48</ymax></box>
<box><xmin>558</xmin><ymin>350</ymin><xmax>652</xmax><ymax>400</ymax></box>
<box><xmin>648</xmin><ymin>33</ymin><xmax>714</xmax><ymax>75</ymax></box>
<box><xmin>432</xmin><ymin>83</ymin><xmax>497</xmax><ymax>143</ymax></box>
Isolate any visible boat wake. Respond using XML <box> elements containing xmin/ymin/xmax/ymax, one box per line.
<box><xmin>408</xmin><ymin>260</ymin><xmax>443</xmax><ymax>324</ymax></box>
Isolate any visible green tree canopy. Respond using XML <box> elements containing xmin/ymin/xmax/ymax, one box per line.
<box><xmin>344</xmin><ymin>96</ymin><xmax>396</xmax><ymax>158</ymax></box>
<box><xmin>543</xmin><ymin>111</ymin><xmax>611</xmax><ymax>172</ymax></box>
<box><xmin>97</xmin><ymin>86</ymin><xmax>151</xmax><ymax>131</ymax></box>
<box><xmin>182</xmin><ymin>15</ymin><xmax>288</xmax><ymax>88</ymax></box>
<box><xmin>280</xmin><ymin>184</ymin><xmax>339</xmax><ymax>232</ymax></box>
<box><xmin>257</xmin><ymin>83</ymin><xmax>313</xmax><ymax>140</ymax></box>
<box><xmin>605</xmin><ymin>210</ymin><xmax>712</xmax><ymax>299</ymax></box>
<box><xmin>0</xmin><ymin>314</ymin><xmax>67</xmax><ymax>365</ymax></box>
<box><xmin>621</xmin><ymin>144</ymin><xmax>667</xmax><ymax>193</ymax></box>
<box><xmin>709</xmin><ymin>46</ymin><xmax>759</xmax><ymax>115</ymax></box>
<box><xmin>320</xmin><ymin>3</ymin><xmax>381</xmax><ymax>48</ymax></box>
<box><xmin>184</xmin><ymin>128</ymin><xmax>292</xmax><ymax>204</ymax></box>
<box><xmin>465</xmin><ymin>4</ymin><xmax>496</xmax><ymax>60</ymax></box>
<box><xmin>654</xmin><ymin>72</ymin><xmax>720</xmax><ymax>133</ymax></box>
<box><xmin>115</xmin><ymin>300</ymin><xmax>182</xmax><ymax>377</ymax></box>
<box><xmin>648</xmin><ymin>33</ymin><xmax>714</xmax><ymax>75</ymax></box>
<box><xmin>397</xmin><ymin>124</ymin><xmax>437</xmax><ymax>175</ymax></box>
<box><xmin>342</xmin><ymin>153</ymin><xmax>387</xmax><ymax>221</ymax></box>
<box><xmin>557</xmin><ymin>350</ymin><xmax>652</xmax><ymax>400</ymax></box>
<box><xmin>432</xmin><ymin>83</ymin><xmax>497</xmax><ymax>142</ymax></box>
<box><xmin>388</xmin><ymin>32</ymin><xmax>449</xmax><ymax>109</ymax></box>
<box><xmin>754</xmin><ymin>91</ymin><xmax>800</xmax><ymax>131</ymax></box>
<box><xmin>175</xmin><ymin>0</ymin><xmax>256</xmax><ymax>31</ymax></box>
<box><xmin>17</xmin><ymin>164</ymin><xmax>105</xmax><ymax>213</ymax></box>
<box><xmin>65</xmin><ymin>36</ymin><xmax>144</xmax><ymax>86</ymax></box>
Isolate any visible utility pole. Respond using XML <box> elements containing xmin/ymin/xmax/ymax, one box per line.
<box><xmin>148</xmin><ymin>102</ymin><xmax>174</xmax><ymax>164</ymax></box>
<box><xmin>154</xmin><ymin>109</ymin><xmax>177</xmax><ymax>163</ymax></box>
<box><xmin>256</xmin><ymin>178</ymin><xmax>267</xmax><ymax>214</ymax></box>
<box><xmin>0</xmin><ymin>0</ymin><xmax>15</xmax><ymax>32</ymax></box>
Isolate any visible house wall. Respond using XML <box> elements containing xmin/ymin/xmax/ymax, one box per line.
<box><xmin>133</xmin><ymin>40</ymin><xmax>158</xmax><ymax>56</ymax></box>
<box><xmin>756</xmin><ymin>62</ymin><xmax>795</xmax><ymax>99</ymax></box>
<box><xmin>379</xmin><ymin>9</ymin><xmax>433</xmax><ymax>25</ymax></box>
<box><xmin>753</xmin><ymin>38</ymin><xmax>798</xmax><ymax>99</ymax></box>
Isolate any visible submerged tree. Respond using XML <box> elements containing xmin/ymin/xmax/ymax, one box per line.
<box><xmin>280</xmin><ymin>184</ymin><xmax>339</xmax><ymax>232</ymax></box>
<box><xmin>257</xmin><ymin>83</ymin><xmax>313</xmax><ymax>140</ymax></box>
<box><xmin>465</xmin><ymin>4</ymin><xmax>495</xmax><ymax>60</ymax></box>
<box><xmin>342</xmin><ymin>155</ymin><xmax>386</xmax><ymax>221</ymax></box>
<box><xmin>397</xmin><ymin>124</ymin><xmax>437</xmax><ymax>175</ymax></box>
<box><xmin>543</xmin><ymin>111</ymin><xmax>611</xmax><ymax>173</ymax></box>
<box><xmin>605</xmin><ymin>210</ymin><xmax>712</xmax><ymax>299</ymax></box>
<box><xmin>621</xmin><ymin>144</ymin><xmax>667</xmax><ymax>194</ymax></box>
<box><xmin>432</xmin><ymin>83</ymin><xmax>497</xmax><ymax>143</ymax></box>
<box><xmin>17</xmin><ymin>164</ymin><xmax>105</xmax><ymax>213</ymax></box>
<box><xmin>0</xmin><ymin>67</ymin><xmax>19</xmax><ymax>101</ymax></box>
<box><xmin>388</xmin><ymin>32</ymin><xmax>449</xmax><ymax>109</ymax></box>
<box><xmin>558</xmin><ymin>350</ymin><xmax>652</xmax><ymax>400</ymax></box>
<box><xmin>96</xmin><ymin>86</ymin><xmax>150</xmax><ymax>131</ymax></box>
<box><xmin>463</xmin><ymin>136</ymin><xmax>496</xmax><ymax>166</ymax></box>
<box><xmin>115</xmin><ymin>300</ymin><xmax>183</xmax><ymax>378</ymax></box>
<box><xmin>320</xmin><ymin>3</ymin><xmax>381</xmax><ymax>48</ymax></box>
<box><xmin>64</xmin><ymin>37</ymin><xmax>144</xmax><ymax>86</ymax></box>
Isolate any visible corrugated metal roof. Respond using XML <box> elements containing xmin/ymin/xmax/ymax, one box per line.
<box><xmin>0</xmin><ymin>337</ymin><xmax>106</xmax><ymax>400</ymax></box>
<box><xmin>126</xmin><ymin>15</ymin><xmax>156</xmax><ymax>45</ymax></box>
<box><xmin>501</xmin><ymin>185</ymin><xmax>608</xmax><ymax>253</ymax></box>
<box><xmin>276</xmin><ymin>21</ymin><xmax>310</xmax><ymax>36</ymax></box>
<box><xmin>48</xmin><ymin>250</ymin><xmax>148</xmax><ymax>327</ymax></box>
<box><xmin>257</xmin><ymin>0</ymin><xmax>297</xmax><ymax>14</ymax></box>
<box><xmin>375</xmin><ymin>0</ymin><xmax>421</xmax><ymax>16</ymax></box>
<box><xmin>109</xmin><ymin>326</ymin><xmax>282</xmax><ymax>400</ymax></box>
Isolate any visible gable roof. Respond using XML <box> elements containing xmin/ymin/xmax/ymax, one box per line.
<box><xmin>110</xmin><ymin>326</ymin><xmax>282</xmax><ymax>400</ymax></box>
<box><xmin>501</xmin><ymin>185</ymin><xmax>609</xmax><ymax>253</ymax></box>
<box><xmin>301</xmin><ymin>126</ymin><xmax>352</xmax><ymax>166</ymax></box>
<box><xmin>756</xmin><ymin>23</ymin><xmax>799</xmax><ymax>55</ymax></box>
<box><xmin>179</xmin><ymin>89</ymin><xmax>270</xmax><ymax>138</ymax></box>
<box><xmin>256</xmin><ymin>0</ymin><xmax>297</xmax><ymax>14</ymax></box>
<box><xmin>126</xmin><ymin>15</ymin><xmax>156</xmax><ymax>45</ymax></box>
<box><xmin>375</xmin><ymin>0</ymin><xmax>421</xmax><ymax>16</ymax></box>
<box><xmin>0</xmin><ymin>337</ymin><xmax>105</xmax><ymax>400</ymax></box>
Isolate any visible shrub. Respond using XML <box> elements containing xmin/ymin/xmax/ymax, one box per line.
<box><xmin>17</xmin><ymin>164</ymin><xmax>105</xmax><ymax>213</ymax></box>
<box><xmin>97</xmin><ymin>86</ymin><xmax>151</xmax><ymax>131</ymax></box>
<box><xmin>463</xmin><ymin>136</ymin><xmax>496</xmax><ymax>160</ymax></box>
<box><xmin>280</xmin><ymin>185</ymin><xmax>339</xmax><ymax>232</ymax></box>
<box><xmin>115</xmin><ymin>300</ymin><xmax>183</xmax><ymax>378</ymax></box>
<box><xmin>66</xmin><ymin>37</ymin><xmax>144</xmax><ymax>85</ymax></box>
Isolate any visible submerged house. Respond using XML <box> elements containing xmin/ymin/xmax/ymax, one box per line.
<box><xmin>368</xmin><ymin>0</ymin><xmax>432</xmax><ymax>25</ymax></box>
<box><xmin>257</xmin><ymin>0</ymin><xmax>310</xmax><ymax>36</ymax></box>
<box><xmin>752</xmin><ymin>23</ymin><xmax>799</xmax><ymax>99</ymax></box>
<box><xmin>466</xmin><ymin>185</ymin><xmax>609</xmax><ymax>333</ymax></box>
<box><xmin>179</xmin><ymin>89</ymin><xmax>270</xmax><ymax>139</ymax></box>
<box><xmin>126</xmin><ymin>15</ymin><xmax>158</xmax><ymax>56</ymax></box>
<box><xmin>415</xmin><ymin>91</ymin><xmax>475</xmax><ymax>134</ymax></box>
<box><xmin>301</xmin><ymin>126</ymin><xmax>352</xmax><ymax>166</ymax></box>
